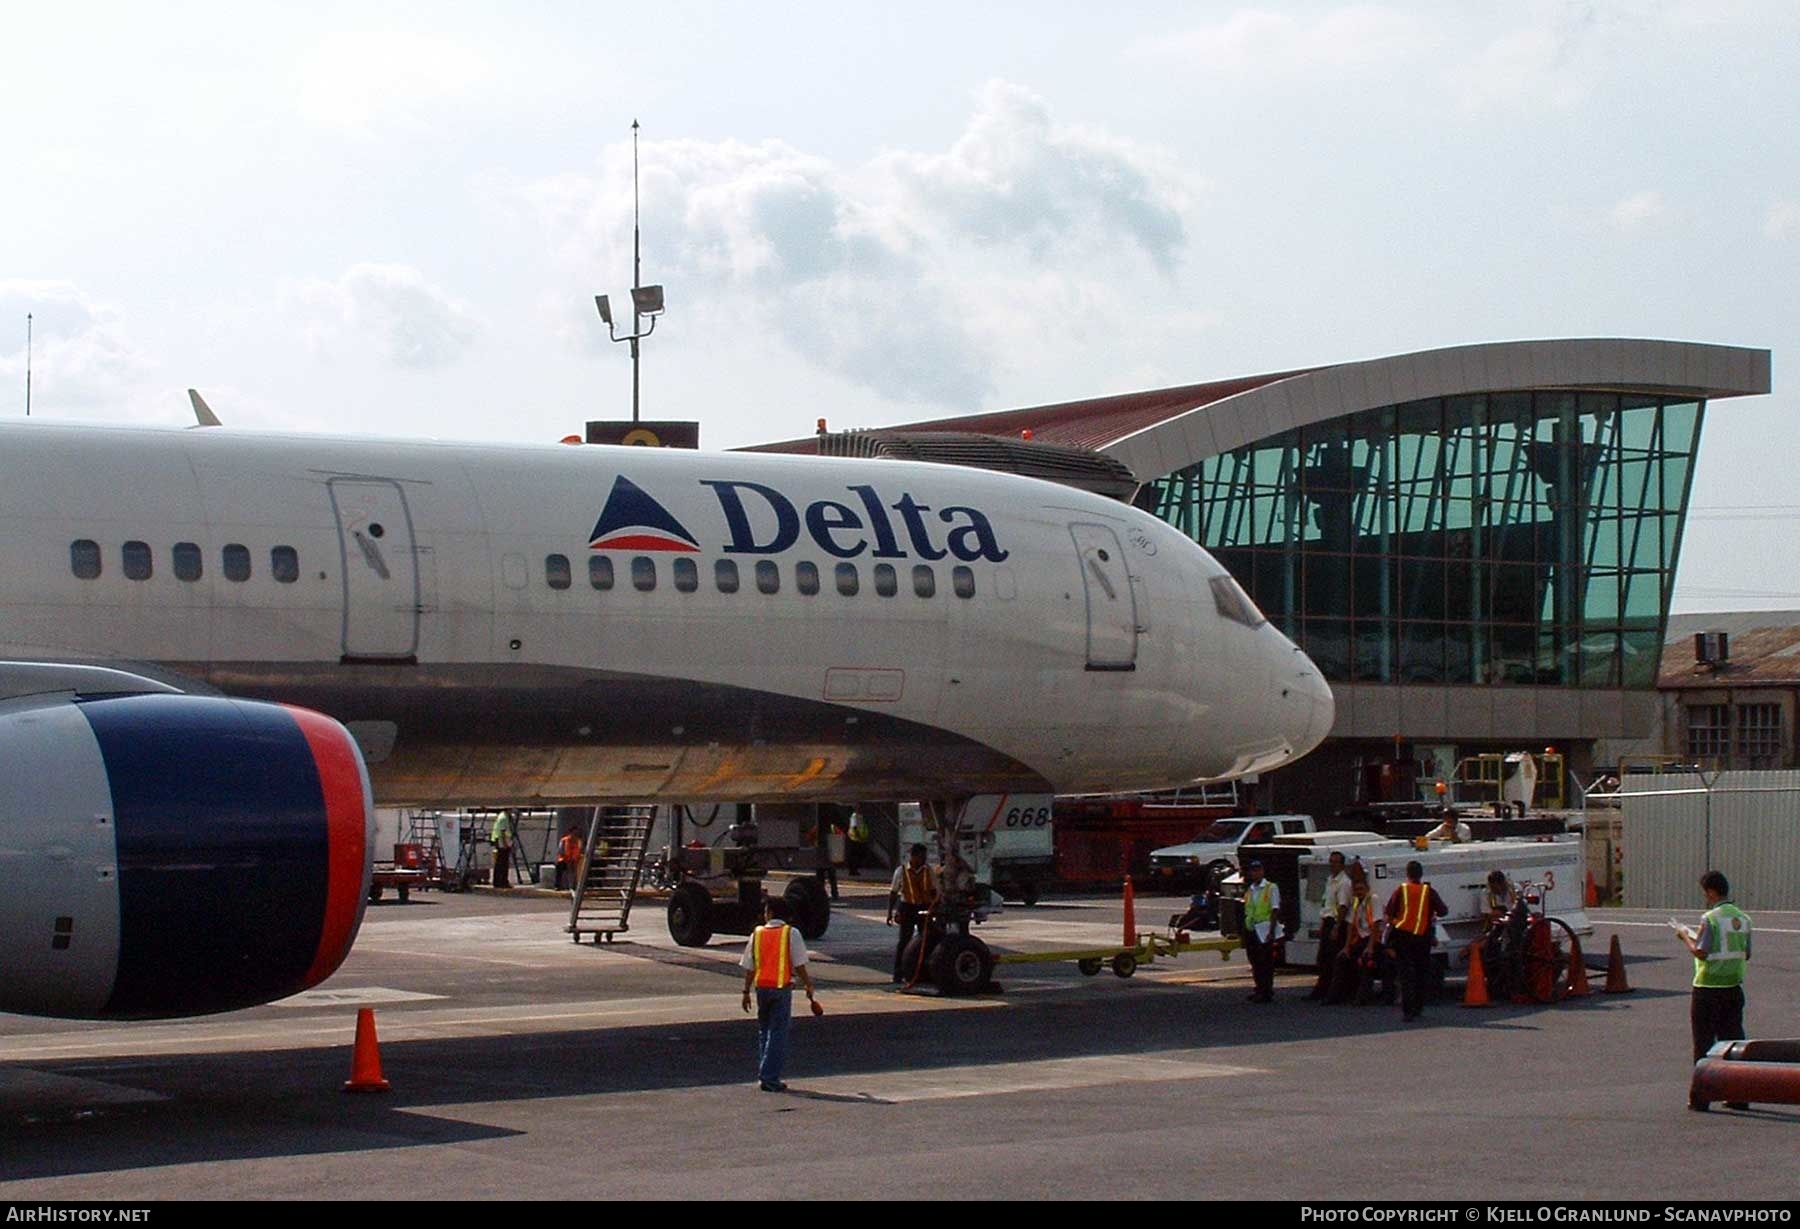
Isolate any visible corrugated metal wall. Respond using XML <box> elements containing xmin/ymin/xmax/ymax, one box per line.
<box><xmin>1620</xmin><ymin>771</ymin><xmax>1800</xmax><ymax>910</ymax></box>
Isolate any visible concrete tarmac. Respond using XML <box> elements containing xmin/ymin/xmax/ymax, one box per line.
<box><xmin>1</xmin><ymin>881</ymin><xmax>1795</xmax><ymax>1201</ymax></box>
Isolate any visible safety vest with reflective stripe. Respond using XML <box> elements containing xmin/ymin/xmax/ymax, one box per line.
<box><xmin>1343</xmin><ymin>894</ymin><xmax>1377</xmax><ymax>941</ymax></box>
<box><xmin>900</xmin><ymin>865</ymin><xmax>935</xmax><ymax>905</ymax></box>
<box><xmin>1693</xmin><ymin>903</ymin><xmax>1752</xmax><ymax>989</ymax></box>
<box><xmin>1244</xmin><ymin>881</ymin><xmax>1275</xmax><ymax>926</ymax></box>
<box><xmin>558</xmin><ymin>833</ymin><xmax>582</xmax><ymax>863</ymax></box>
<box><xmin>1393</xmin><ymin>882</ymin><xmax>1433</xmax><ymax>936</ymax></box>
<box><xmin>753</xmin><ymin>923</ymin><xmax>794</xmax><ymax>990</ymax></box>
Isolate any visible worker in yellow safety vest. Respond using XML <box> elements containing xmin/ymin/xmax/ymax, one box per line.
<box><xmin>1680</xmin><ymin>869</ymin><xmax>1754</xmax><ymax>1111</ymax></box>
<box><xmin>1241</xmin><ymin>859</ymin><xmax>1281</xmax><ymax>1004</ymax></box>
<box><xmin>1382</xmin><ymin>860</ymin><xmax>1448</xmax><ymax>1022</ymax></box>
<box><xmin>739</xmin><ymin>897</ymin><xmax>818</xmax><ymax>1092</ymax></box>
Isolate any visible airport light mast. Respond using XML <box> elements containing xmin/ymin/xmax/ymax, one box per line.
<box><xmin>595</xmin><ymin>119</ymin><xmax>665</xmax><ymax>424</ymax></box>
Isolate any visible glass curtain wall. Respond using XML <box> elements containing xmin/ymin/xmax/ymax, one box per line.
<box><xmin>1140</xmin><ymin>393</ymin><xmax>1703</xmax><ymax>688</ymax></box>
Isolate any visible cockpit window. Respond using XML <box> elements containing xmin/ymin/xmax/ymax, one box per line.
<box><xmin>1209</xmin><ymin>574</ymin><xmax>1265</xmax><ymax>627</ymax></box>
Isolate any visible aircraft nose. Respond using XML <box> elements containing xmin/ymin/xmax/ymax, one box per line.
<box><xmin>1274</xmin><ymin>644</ymin><xmax>1334</xmax><ymax>760</ymax></box>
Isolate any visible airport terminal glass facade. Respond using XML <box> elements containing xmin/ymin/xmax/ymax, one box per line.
<box><xmin>1140</xmin><ymin>392</ymin><xmax>1704</xmax><ymax>688</ymax></box>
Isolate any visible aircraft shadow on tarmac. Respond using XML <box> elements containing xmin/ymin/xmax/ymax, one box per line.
<box><xmin>0</xmin><ymin>974</ymin><xmax>1675</xmax><ymax>1181</ymax></box>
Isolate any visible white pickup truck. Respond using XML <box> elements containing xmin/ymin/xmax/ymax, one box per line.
<box><xmin>1148</xmin><ymin>814</ymin><xmax>1318</xmax><ymax>889</ymax></box>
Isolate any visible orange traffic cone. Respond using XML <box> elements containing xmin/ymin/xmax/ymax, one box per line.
<box><xmin>1564</xmin><ymin>935</ymin><xmax>1592</xmax><ymax>998</ymax></box>
<box><xmin>1585</xmin><ymin>870</ymin><xmax>1599</xmax><ymax>908</ymax></box>
<box><xmin>1602</xmin><ymin>934</ymin><xmax>1633</xmax><ymax>994</ymax></box>
<box><xmin>343</xmin><ymin>1007</ymin><xmax>391</xmax><ymax>1093</ymax></box>
<box><xmin>1122</xmin><ymin>877</ymin><xmax>1137</xmax><ymax>947</ymax></box>
<box><xmin>1462</xmin><ymin>942</ymin><xmax>1493</xmax><ymax>1007</ymax></box>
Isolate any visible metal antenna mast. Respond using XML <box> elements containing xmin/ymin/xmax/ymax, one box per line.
<box><xmin>630</xmin><ymin>119</ymin><xmax>642</xmax><ymax>423</ymax></box>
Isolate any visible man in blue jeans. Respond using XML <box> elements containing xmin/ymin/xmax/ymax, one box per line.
<box><xmin>740</xmin><ymin>897</ymin><xmax>819</xmax><ymax>1092</ymax></box>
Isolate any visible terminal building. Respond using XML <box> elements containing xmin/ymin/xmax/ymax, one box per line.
<box><xmin>766</xmin><ymin>339</ymin><xmax>1773</xmax><ymax>817</ymax></box>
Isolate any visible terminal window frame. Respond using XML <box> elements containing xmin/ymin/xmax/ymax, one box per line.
<box><xmin>1685</xmin><ymin>704</ymin><xmax>1730</xmax><ymax>763</ymax></box>
<box><xmin>1734</xmin><ymin>703</ymin><xmax>1782</xmax><ymax>768</ymax></box>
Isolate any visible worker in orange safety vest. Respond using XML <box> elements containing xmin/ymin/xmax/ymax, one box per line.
<box><xmin>555</xmin><ymin>829</ymin><xmax>584</xmax><ymax>891</ymax></box>
<box><xmin>1383</xmin><ymin>860</ymin><xmax>1448</xmax><ymax>1022</ymax></box>
<box><xmin>739</xmin><ymin>897</ymin><xmax>818</xmax><ymax>1092</ymax></box>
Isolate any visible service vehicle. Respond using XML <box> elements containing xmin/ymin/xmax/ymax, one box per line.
<box><xmin>1149</xmin><ymin>814</ymin><xmax>1318</xmax><ymax>889</ymax></box>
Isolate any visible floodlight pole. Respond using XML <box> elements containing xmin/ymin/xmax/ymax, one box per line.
<box><xmin>594</xmin><ymin>120</ymin><xmax>663</xmax><ymax>424</ymax></box>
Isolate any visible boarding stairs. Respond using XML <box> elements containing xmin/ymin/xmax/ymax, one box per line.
<box><xmin>566</xmin><ymin>806</ymin><xmax>657</xmax><ymax>943</ymax></box>
<box><xmin>401</xmin><ymin>811</ymin><xmax>448</xmax><ymax>883</ymax></box>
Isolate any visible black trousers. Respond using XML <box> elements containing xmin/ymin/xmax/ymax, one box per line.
<box><xmin>1391</xmin><ymin>930</ymin><xmax>1433</xmax><ymax>1018</ymax></box>
<box><xmin>1309</xmin><ymin>919</ymin><xmax>1342</xmax><ymax>997</ymax></box>
<box><xmin>1244</xmin><ymin>931</ymin><xmax>1276</xmax><ymax>999</ymax></box>
<box><xmin>894</xmin><ymin>903</ymin><xmax>924</xmax><ymax>981</ymax></box>
<box><xmin>1691</xmin><ymin>985</ymin><xmax>1746</xmax><ymax>1064</ymax></box>
<box><xmin>491</xmin><ymin>846</ymin><xmax>511</xmax><ymax>888</ymax></box>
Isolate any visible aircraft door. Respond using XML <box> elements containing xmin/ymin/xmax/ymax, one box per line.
<box><xmin>328</xmin><ymin>478</ymin><xmax>420</xmax><ymax>660</ymax></box>
<box><xmin>1070</xmin><ymin>523</ymin><xmax>1137</xmax><ymax>670</ymax></box>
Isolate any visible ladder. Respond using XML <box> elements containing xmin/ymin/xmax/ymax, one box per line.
<box><xmin>566</xmin><ymin>806</ymin><xmax>657</xmax><ymax>943</ymax></box>
<box><xmin>401</xmin><ymin>810</ymin><xmax>447</xmax><ymax>883</ymax></box>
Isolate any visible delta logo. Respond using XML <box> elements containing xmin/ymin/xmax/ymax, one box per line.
<box><xmin>589</xmin><ymin>475</ymin><xmax>1010</xmax><ymax>562</ymax></box>
<box><xmin>588</xmin><ymin>475</ymin><xmax>701</xmax><ymax>552</ymax></box>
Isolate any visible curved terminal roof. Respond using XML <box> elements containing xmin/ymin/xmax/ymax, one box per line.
<box><xmin>752</xmin><ymin>338</ymin><xmax>1771</xmax><ymax>483</ymax></box>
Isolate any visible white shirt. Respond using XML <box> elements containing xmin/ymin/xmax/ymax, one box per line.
<box><xmin>738</xmin><ymin>923</ymin><xmax>809</xmax><ymax>972</ymax></box>
<box><xmin>1428</xmin><ymin>819</ymin><xmax>1472</xmax><ymax>842</ymax></box>
<box><xmin>1245</xmin><ymin>879</ymin><xmax>1281</xmax><ymax>942</ymax></box>
<box><xmin>890</xmin><ymin>863</ymin><xmax>939</xmax><ymax>903</ymax></box>
<box><xmin>1321</xmin><ymin>870</ymin><xmax>1352</xmax><ymax>921</ymax></box>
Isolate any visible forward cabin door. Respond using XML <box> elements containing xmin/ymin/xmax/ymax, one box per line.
<box><xmin>1070</xmin><ymin>523</ymin><xmax>1137</xmax><ymax>670</ymax></box>
<box><xmin>328</xmin><ymin>478</ymin><xmax>420</xmax><ymax>661</ymax></box>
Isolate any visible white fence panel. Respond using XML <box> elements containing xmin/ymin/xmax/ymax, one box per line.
<box><xmin>1619</xmin><ymin>771</ymin><xmax>1800</xmax><ymax>910</ymax></box>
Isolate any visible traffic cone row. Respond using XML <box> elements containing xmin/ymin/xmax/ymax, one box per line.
<box><xmin>1564</xmin><ymin>935</ymin><xmax>1592</xmax><ymax>998</ymax></box>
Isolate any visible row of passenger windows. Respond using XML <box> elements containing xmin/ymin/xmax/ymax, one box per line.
<box><xmin>549</xmin><ymin>554</ymin><xmax>977</xmax><ymax>600</ymax></box>
<box><xmin>70</xmin><ymin>539</ymin><xmax>300</xmax><ymax>584</ymax></box>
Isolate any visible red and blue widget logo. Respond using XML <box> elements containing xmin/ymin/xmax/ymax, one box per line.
<box><xmin>588</xmin><ymin>475</ymin><xmax>700</xmax><ymax>552</ymax></box>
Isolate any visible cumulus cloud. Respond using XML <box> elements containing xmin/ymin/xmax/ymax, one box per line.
<box><xmin>1610</xmin><ymin>189</ymin><xmax>1668</xmax><ymax>228</ymax></box>
<box><xmin>1129</xmin><ymin>5</ymin><xmax>1425</xmax><ymax>75</ymax></box>
<box><xmin>295</xmin><ymin>31</ymin><xmax>491</xmax><ymax>134</ymax></box>
<box><xmin>292</xmin><ymin>263</ymin><xmax>480</xmax><ymax>369</ymax></box>
<box><xmin>0</xmin><ymin>280</ymin><xmax>155</xmax><ymax>410</ymax></box>
<box><xmin>505</xmin><ymin>81</ymin><xmax>1196</xmax><ymax>409</ymax></box>
<box><xmin>1767</xmin><ymin>200</ymin><xmax>1800</xmax><ymax>239</ymax></box>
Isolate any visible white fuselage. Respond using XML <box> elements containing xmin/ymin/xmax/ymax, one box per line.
<box><xmin>0</xmin><ymin>420</ymin><xmax>1333</xmax><ymax>804</ymax></box>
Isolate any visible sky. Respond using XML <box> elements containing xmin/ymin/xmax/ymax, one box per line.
<box><xmin>2</xmin><ymin>1</ymin><xmax>1796</xmax><ymax>613</ymax></box>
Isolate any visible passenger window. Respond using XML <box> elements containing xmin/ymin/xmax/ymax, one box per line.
<box><xmin>673</xmin><ymin>557</ymin><xmax>698</xmax><ymax>593</ymax></box>
<box><xmin>755</xmin><ymin>560</ymin><xmax>780</xmax><ymax>594</ymax></box>
<box><xmin>912</xmin><ymin>565</ymin><xmax>935</xmax><ymax>598</ymax></box>
<box><xmin>70</xmin><ymin>539</ymin><xmax>101</xmax><ymax>580</ymax></box>
<box><xmin>122</xmin><ymin>541</ymin><xmax>153</xmax><ymax>581</ymax></box>
<box><xmin>546</xmin><ymin>554</ymin><xmax>572</xmax><ymax>590</ymax></box>
<box><xmin>835</xmin><ymin>563</ymin><xmax>859</xmax><ymax>596</ymax></box>
<box><xmin>223</xmin><ymin>543</ymin><xmax>251</xmax><ymax>582</ymax></box>
<box><xmin>271</xmin><ymin>546</ymin><xmax>299</xmax><ymax>584</ymax></box>
<box><xmin>874</xmin><ymin>563</ymin><xmax>897</xmax><ymax>597</ymax></box>
<box><xmin>796</xmin><ymin>561</ymin><xmax>820</xmax><ymax>595</ymax></box>
<box><xmin>715</xmin><ymin>559</ymin><xmax>740</xmax><ymax>594</ymax></box>
<box><xmin>953</xmin><ymin>565</ymin><xmax>975</xmax><ymax>599</ymax></box>
<box><xmin>632</xmin><ymin>557</ymin><xmax>656</xmax><ymax>592</ymax></box>
<box><xmin>173</xmin><ymin>542</ymin><xmax>203</xmax><ymax>582</ymax></box>
<box><xmin>589</xmin><ymin>556</ymin><xmax>614</xmax><ymax>591</ymax></box>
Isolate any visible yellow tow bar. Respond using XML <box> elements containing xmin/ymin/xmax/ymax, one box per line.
<box><xmin>992</xmin><ymin>933</ymin><xmax>1241</xmax><ymax>979</ymax></box>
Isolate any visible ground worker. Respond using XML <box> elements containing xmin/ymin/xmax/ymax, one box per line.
<box><xmin>555</xmin><ymin>827</ymin><xmax>584</xmax><ymax>891</ymax></box>
<box><xmin>1424</xmin><ymin>808</ymin><xmax>1472</xmax><ymax>842</ymax></box>
<box><xmin>739</xmin><ymin>897</ymin><xmax>817</xmax><ymax>1093</ymax></box>
<box><xmin>489</xmin><ymin>812</ymin><xmax>514</xmax><ymax>888</ymax></box>
<box><xmin>886</xmin><ymin>843</ymin><xmax>939</xmax><ymax>983</ymax></box>
<box><xmin>1679</xmin><ymin>869</ymin><xmax>1753</xmax><ymax>1112</ymax></box>
<box><xmin>1479</xmin><ymin>869</ymin><xmax>1525</xmax><ymax>1000</ymax></box>
<box><xmin>1383</xmin><ymin>859</ymin><xmax>1448</xmax><ymax>1022</ymax></box>
<box><xmin>939</xmin><ymin>845</ymin><xmax>977</xmax><ymax>909</ymax></box>
<box><xmin>1327</xmin><ymin>871</ymin><xmax>1391</xmax><ymax>1005</ymax></box>
<box><xmin>1241</xmin><ymin>859</ymin><xmax>1280</xmax><ymax>1004</ymax></box>
<box><xmin>844</xmin><ymin>809</ymin><xmax>871</xmax><ymax>876</ymax></box>
<box><xmin>1308</xmin><ymin>850</ymin><xmax>1352</xmax><ymax>1000</ymax></box>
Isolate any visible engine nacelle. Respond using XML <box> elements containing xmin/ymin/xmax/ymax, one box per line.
<box><xmin>0</xmin><ymin>692</ymin><xmax>372</xmax><ymax>1018</ymax></box>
